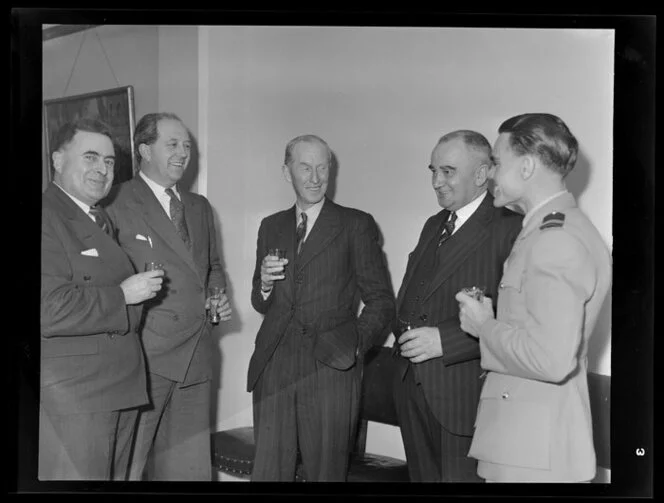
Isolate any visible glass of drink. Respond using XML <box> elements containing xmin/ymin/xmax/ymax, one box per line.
<box><xmin>461</xmin><ymin>286</ymin><xmax>486</xmax><ymax>302</ymax></box>
<box><xmin>267</xmin><ymin>248</ymin><xmax>287</xmax><ymax>277</ymax></box>
<box><xmin>208</xmin><ymin>286</ymin><xmax>223</xmax><ymax>324</ymax></box>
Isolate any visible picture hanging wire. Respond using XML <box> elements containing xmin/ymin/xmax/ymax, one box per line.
<box><xmin>61</xmin><ymin>26</ymin><xmax>122</xmax><ymax>97</ymax></box>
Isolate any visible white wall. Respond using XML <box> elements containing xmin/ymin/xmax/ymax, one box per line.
<box><xmin>202</xmin><ymin>26</ymin><xmax>614</xmax><ymax>461</ymax></box>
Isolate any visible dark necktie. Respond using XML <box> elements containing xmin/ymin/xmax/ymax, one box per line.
<box><xmin>296</xmin><ymin>212</ymin><xmax>308</xmax><ymax>255</ymax></box>
<box><xmin>89</xmin><ymin>206</ymin><xmax>112</xmax><ymax>236</ymax></box>
<box><xmin>437</xmin><ymin>211</ymin><xmax>457</xmax><ymax>247</ymax></box>
<box><xmin>165</xmin><ymin>188</ymin><xmax>191</xmax><ymax>248</ymax></box>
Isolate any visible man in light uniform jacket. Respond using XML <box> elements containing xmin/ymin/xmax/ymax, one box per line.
<box><xmin>456</xmin><ymin>113</ymin><xmax>612</xmax><ymax>482</ymax></box>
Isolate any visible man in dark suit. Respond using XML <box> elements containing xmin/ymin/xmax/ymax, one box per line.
<box><xmin>248</xmin><ymin>134</ymin><xmax>395</xmax><ymax>481</ymax></box>
<box><xmin>41</xmin><ymin>118</ymin><xmax>164</xmax><ymax>480</ymax></box>
<box><xmin>393</xmin><ymin>130</ymin><xmax>522</xmax><ymax>482</ymax></box>
<box><xmin>105</xmin><ymin>112</ymin><xmax>232</xmax><ymax>481</ymax></box>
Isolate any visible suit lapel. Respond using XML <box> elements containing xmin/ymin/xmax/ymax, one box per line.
<box><xmin>180</xmin><ymin>190</ymin><xmax>205</xmax><ymax>284</ymax></box>
<box><xmin>295</xmin><ymin>198</ymin><xmax>343</xmax><ymax>271</ymax></box>
<box><xmin>126</xmin><ymin>178</ymin><xmax>200</xmax><ymax>279</ymax></box>
<box><xmin>46</xmin><ymin>184</ymin><xmax>132</xmax><ymax>271</ymax></box>
<box><xmin>422</xmin><ymin>194</ymin><xmax>494</xmax><ymax>303</ymax></box>
<box><xmin>397</xmin><ymin>210</ymin><xmax>449</xmax><ymax>308</ymax></box>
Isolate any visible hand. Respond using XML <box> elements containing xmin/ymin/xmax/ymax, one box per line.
<box><xmin>397</xmin><ymin>326</ymin><xmax>443</xmax><ymax>364</ymax></box>
<box><xmin>121</xmin><ymin>270</ymin><xmax>164</xmax><ymax>305</ymax></box>
<box><xmin>205</xmin><ymin>290</ymin><xmax>232</xmax><ymax>322</ymax></box>
<box><xmin>455</xmin><ymin>291</ymin><xmax>495</xmax><ymax>338</ymax></box>
<box><xmin>260</xmin><ymin>254</ymin><xmax>288</xmax><ymax>291</ymax></box>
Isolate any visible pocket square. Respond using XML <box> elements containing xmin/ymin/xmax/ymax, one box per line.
<box><xmin>136</xmin><ymin>234</ymin><xmax>148</xmax><ymax>241</ymax></box>
<box><xmin>81</xmin><ymin>248</ymin><xmax>99</xmax><ymax>257</ymax></box>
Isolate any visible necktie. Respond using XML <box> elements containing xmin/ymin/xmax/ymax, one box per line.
<box><xmin>437</xmin><ymin>211</ymin><xmax>457</xmax><ymax>247</ymax></box>
<box><xmin>296</xmin><ymin>212</ymin><xmax>308</xmax><ymax>255</ymax></box>
<box><xmin>165</xmin><ymin>188</ymin><xmax>191</xmax><ymax>248</ymax></box>
<box><xmin>89</xmin><ymin>206</ymin><xmax>112</xmax><ymax>236</ymax></box>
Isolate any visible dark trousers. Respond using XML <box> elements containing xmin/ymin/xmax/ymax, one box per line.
<box><xmin>128</xmin><ymin>373</ymin><xmax>212</xmax><ymax>481</ymax></box>
<box><xmin>394</xmin><ymin>366</ymin><xmax>481</xmax><ymax>482</ymax></box>
<box><xmin>39</xmin><ymin>405</ymin><xmax>138</xmax><ymax>480</ymax></box>
<box><xmin>252</xmin><ymin>329</ymin><xmax>360</xmax><ymax>481</ymax></box>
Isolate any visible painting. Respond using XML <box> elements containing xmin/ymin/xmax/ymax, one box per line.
<box><xmin>43</xmin><ymin>85</ymin><xmax>136</xmax><ymax>188</ymax></box>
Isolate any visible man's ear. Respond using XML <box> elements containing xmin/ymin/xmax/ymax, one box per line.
<box><xmin>138</xmin><ymin>143</ymin><xmax>151</xmax><ymax>163</ymax></box>
<box><xmin>282</xmin><ymin>164</ymin><xmax>292</xmax><ymax>183</ymax></box>
<box><xmin>475</xmin><ymin>163</ymin><xmax>489</xmax><ymax>186</ymax></box>
<box><xmin>521</xmin><ymin>156</ymin><xmax>536</xmax><ymax>180</ymax></box>
<box><xmin>52</xmin><ymin>151</ymin><xmax>63</xmax><ymax>174</ymax></box>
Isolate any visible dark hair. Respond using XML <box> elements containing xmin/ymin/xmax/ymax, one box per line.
<box><xmin>437</xmin><ymin>130</ymin><xmax>492</xmax><ymax>165</ymax></box>
<box><xmin>284</xmin><ymin>134</ymin><xmax>332</xmax><ymax>166</ymax></box>
<box><xmin>51</xmin><ymin>117</ymin><xmax>113</xmax><ymax>155</ymax></box>
<box><xmin>134</xmin><ymin>112</ymin><xmax>183</xmax><ymax>165</ymax></box>
<box><xmin>498</xmin><ymin>113</ymin><xmax>578</xmax><ymax>177</ymax></box>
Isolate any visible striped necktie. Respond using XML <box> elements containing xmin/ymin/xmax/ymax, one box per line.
<box><xmin>437</xmin><ymin>211</ymin><xmax>457</xmax><ymax>247</ymax></box>
<box><xmin>89</xmin><ymin>206</ymin><xmax>112</xmax><ymax>236</ymax></box>
<box><xmin>165</xmin><ymin>188</ymin><xmax>191</xmax><ymax>248</ymax></box>
<box><xmin>296</xmin><ymin>212</ymin><xmax>308</xmax><ymax>255</ymax></box>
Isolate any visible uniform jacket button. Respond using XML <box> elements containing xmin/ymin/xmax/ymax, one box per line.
<box><xmin>499</xmin><ymin>282</ymin><xmax>505</xmax><ymax>289</ymax></box>
<box><xmin>501</xmin><ymin>392</ymin><xmax>509</xmax><ymax>399</ymax></box>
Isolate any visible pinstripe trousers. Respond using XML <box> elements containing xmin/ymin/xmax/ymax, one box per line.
<box><xmin>251</xmin><ymin>327</ymin><xmax>360</xmax><ymax>481</ymax></box>
<box><xmin>394</xmin><ymin>365</ymin><xmax>481</xmax><ymax>482</ymax></box>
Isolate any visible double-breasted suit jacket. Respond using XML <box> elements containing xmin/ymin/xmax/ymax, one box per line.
<box><xmin>248</xmin><ymin>198</ymin><xmax>395</xmax><ymax>392</ymax></box>
<box><xmin>105</xmin><ymin>176</ymin><xmax>226</xmax><ymax>386</ymax></box>
<box><xmin>41</xmin><ymin>183</ymin><xmax>147</xmax><ymax>415</ymax></box>
<box><xmin>396</xmin><ymin>193</ymin><xmax>522</xmax><ymax>437</ymax></box>
<box><xmin>469</xmin><ymin>191</ymin><xmax>612</xmax><ymax>482</ymax></box>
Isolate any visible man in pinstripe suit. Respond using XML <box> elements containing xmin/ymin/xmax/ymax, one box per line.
<box><xmin>248</xmin><ymin>134</ymin><xmax>395</xmax><ymax>481</ymax></box>
<box><xmin>393</xmin><ymin>130</ymin><xmax>522</xmax><ymax>482</ymax></box>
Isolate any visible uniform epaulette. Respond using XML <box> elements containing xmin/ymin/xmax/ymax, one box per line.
<box><xmin>540</xmin><ymin>211</ymin><xmax>565</xmax><ymax>230</ymax></box>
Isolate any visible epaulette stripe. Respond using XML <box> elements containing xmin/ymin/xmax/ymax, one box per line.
<box><xmin>542</xmin><ymin>211</ymin><xmax>566</xmax><ymax>223</ymax></box>
<box><xmin>540</xmin><ymin>222</ymin><xmax>564</xmax><ymax>230</ymax></box>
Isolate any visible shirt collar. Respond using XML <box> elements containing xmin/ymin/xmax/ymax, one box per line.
<box><xmin>522</xmin><ymin>190</ymin><xmax>569</xmax><ymax>228</ymax></box>
<box><xmin>452</xmin><ymin>190</ymin><xmax>487</xmax><ymax>221</ymax></box>
<box><xmin>139</xmin><ymin>170</ymin><xmax>180</xmax><ymax>199</ymax></box>
<box><xmin>54</xmin><ymin>182</ymin><xmax>93</xmax><ymax>214</ymax></box>
<box><xmin>296</xmin><ymin>197</ymin><xmax>325</xmax><ymax>223</ymax></box>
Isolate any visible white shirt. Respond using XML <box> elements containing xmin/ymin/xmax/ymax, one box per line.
<box><xmin>54</xmin><ymin>182</ymin><xmax>95</xmax><ymax>222</ymax></box>
<box><xmin>522</xmin><ymin>190</ymin><xmax>568</xmax><ymax>228</ymax></box>
<box><xmin>139</xmin><ymin>170</ymin><xmax>181</xmax><ymax>218</ymax></box>
<box><xmin>450</xmin><ymin>190</ymin><xmax>487</xmax><ymax>234</ymax></box>
<box><xmin>295</xmin><ymin>197</ymin><xmax>326</xmax><ymax>243</ymax></box>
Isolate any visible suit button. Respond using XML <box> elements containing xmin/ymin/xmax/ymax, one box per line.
<box><xmin>173</xmin><ymin>314</ymin><xmax>179</xmax><ymax>321</ymax></box>
<box><xmin>295</xmin><ymin>274</ymin><xmax>304</xmax><ymax>284</ymax></box>
<box><xmin>290</xmin><ymin>305</ymin><xmax>295</xmax><ymax>313</ymax></box>
<box><xmin>420</xmin><ymin>281</ymin><xmax>425</xmax><ymax>286</ymax></box>
<box><xmin>84</xmin><ymin>275</ymin><xmax>91</xmax><ymax>281</ymax></box>
<box><xmin>501</xmin><ymin>392</ymin><xmax>509</xmax><ymax>399</ymax></box>
<box><xmin>415</xmin><ymin>296</ymin><xmax>420</xmax><ymax>301</ymax></box>
<box><xmin>301</xmin><ymin>327</ymin><xmax>307</xmax><ymax>335</ymax></box>
<box><xmin>499</xmin><ymin>282</ymin><xmax>505</xmax><ymax>289</ymax></box>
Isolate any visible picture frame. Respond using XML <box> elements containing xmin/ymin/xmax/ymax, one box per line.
<box><xmin>43</xmin><ymin>85</ymin><xmax>137</xmax><ymax>188</ymax></box>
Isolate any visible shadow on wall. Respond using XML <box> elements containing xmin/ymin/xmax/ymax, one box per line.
<box><xmin>565</xmin><ymin>148</ymin><xmax>591</xmax><ymax>201</ymax></box>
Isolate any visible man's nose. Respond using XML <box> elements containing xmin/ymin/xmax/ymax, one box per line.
<box><xmin>311</xmin><ymin>168</ymin><xmax>320</xmax><ymax>183</ymax></box>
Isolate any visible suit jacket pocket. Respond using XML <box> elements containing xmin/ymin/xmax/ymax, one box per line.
<box><xmin>42</xmin><ymin>337</ymin><xmax>99</xmax><ymax>358</ymax></box>
<box><xmin>469</xmin><ymin>397</ymin><xmax>551</xmax><ymax>470</ymax></box>
<box><xmin>313</xmin><ymin>317</ymin><xmax>358</xmax><ymax>370</ymax></box>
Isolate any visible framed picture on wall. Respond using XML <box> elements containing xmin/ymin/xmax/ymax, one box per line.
<box><xmin>43</xmin><ymin>85</ymin><xmax>137</xmax><ymax>188</ymax></box>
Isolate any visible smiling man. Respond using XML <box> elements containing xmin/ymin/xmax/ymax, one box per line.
<box><xmin>248</xmin><ymin>134</ymin><xmax>395</xmax><ymax>481</ymax></box>
<box><xmin>392</xmin><ymin>130</ymin><xmax>522</xmax><ymax>482</ymax></box>
<box><xmin>104</xmin><ymin>112</ymin><xmax>231</xmax><ymax>481</ymax></box>
<box><xmin>41</xmin><ymin>118</ymin><xmax>164</xmax><ymax>480</ymax></box>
